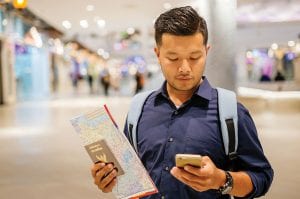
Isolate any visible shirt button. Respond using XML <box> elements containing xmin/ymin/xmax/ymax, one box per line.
<box><xmin>165</xmin><ymin>166</ymin><xmax>169</xmax><ymax>171</ymax></box>
<box><xmin>174</xmin><ymin>111</ymin><xmax>178</xmax><ymax>115</ymax></box>
<box><xmin>168</xmin><ymin>137</ymin><xmax>174</xmax><ymax>142</ymax></box>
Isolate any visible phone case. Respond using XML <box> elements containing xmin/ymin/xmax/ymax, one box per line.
<box><xmin>175</xmin><ymin>154</ymin><xmax>202</xmax><ymax>168</ymax></box>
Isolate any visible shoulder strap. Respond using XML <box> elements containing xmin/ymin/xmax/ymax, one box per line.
<box><xmin>216</xmin><ymin>87</ymin><xmax>238</xmax><ymax>160</ymax></box>
<box><xmin>127</xmin><ymin>88</ymin><xmax>238</xmax><ymax>158</ymax></box>
<box><xmin>127</xmin><ymin>90</ymin><xmax>154</xmax><ymax>152</ymax></box>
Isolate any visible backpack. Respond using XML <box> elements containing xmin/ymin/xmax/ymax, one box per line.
<box><xmin>127</xmin><ymin>88</ymin><xmax>238</xmax><ymax>162</ymax></box>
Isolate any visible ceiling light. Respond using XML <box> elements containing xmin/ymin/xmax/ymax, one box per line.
<box><xmin>127</xmin><ymin>27</ymin><xmax>135</xmax><ymax>35</ymax></box>
<box><xmin>271</xmin><ymin>43</ymin><xmax>278</xmax><ymax>50</ymax></box>
<box><xmin>80</xmin><ymin>20</ymin><xmax>89</xmax><ymax>28</ymax></box>
<box><xmin>2</xmin><ymin>19</ymin><xmax>7</xmax><ymax>26</ymax></box>
<box><xmin>97</xmin><ymin>19</ymin><xmax>106</xmax><ymax>28</ymax></box>
<box><xmin>97</xmin><ymin>48</ymin><xmax>105</xmax><ymax>56</ymax></box>
<box><xmin>13</xmin><ymin>0</ymin><xmax>27</xmax><ymax>9</ymax></box>
<box><xmin>288</xmin><ymin>41</ymin><xmax>295</xmax><ymax>47</ymax></box>
<box><xmin>86</xmin><ymin>5</ymin><xmax>94</xmax><ymax>12</ymax></box>
<box><xmin>103</xmin><ymin>52</ymin><xmax>110</xmax><ymax>59</ymax></box>
<box><xmin>30</xmin><ymin>27</ymin><xmax>43</xmax><ymax>48</ymax></box>
<box><xmin>163</xmin><ymin>2</ymin><xmax>171</xmax><ymax>10</ymax></box>
<box><xmin>246</xmin><ymin>51</ymin><xmax>253</xmax><ymax>59</ymax></box>
<box><xmin>62</xmin><ymin>20</ymin><xmax>72</xmax><ymax>29</ymax></box>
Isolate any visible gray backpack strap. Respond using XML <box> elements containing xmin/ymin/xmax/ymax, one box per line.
<box><xmin>216</xmin><ymin>87</ymin><xmax>238</xmax><ymax>160</ymax></box>
<box><xmin>127</xmin><ymin>90</ymin><xmax>154</xmax><ymax>152</ymax></box>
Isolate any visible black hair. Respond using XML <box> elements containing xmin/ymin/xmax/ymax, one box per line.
<box><xmin>154</xmin><ymin>6</ymin><xmax>208</xmax><ymax>46</ymax></box>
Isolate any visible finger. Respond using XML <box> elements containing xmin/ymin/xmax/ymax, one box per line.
<box><xmin>183</xmin><ymin>165</ymin><xmax>203</xmax><ymax>177</ymax></box>
<box><xmin>102</xmin><ymin>178</ymin><xmax>117</xmax><ymax>193</ymax></box>
<box><xmin>180</xmin><ymin>171</ymin><xmax>208</xmax><ymax>186</ymax></box>
<box><xmin>184</xmin><ymin>156</ymin><xmax>215</xmax><ymax>178</ymax></box>
<box><xmin>183</xmin><ymin>165</ymin><xmax>212</xmax><ymax>178</ymax></box>
<box><xmin>171</xmin><ymin>167</ymin><xmax>204</xmax><ymax>184</ymax></box>
<box><xmin>94</xmin><ymin>164</ymin><xmax>114</xmax><ymax>185</ymax></box>
<box><xmin>99</xmin><ymin>169</ymin><xmax>118</xmax><ymax>190</ymax></box>
<box><xmin>200</xmin><ymin>156</ymin><xmax>212</xmax><ymax>166</ymax></box>
<box><xmin>172</xmin><ymin>166</ymin><xmax>204</xmax><ymax>182</ymax></box>
<box><xmin>171</xmin><ymin>167</ymin><xmax>208</xmax><ymax>187</ymax></box>
<box><xmin>173</xmin><ymin>170</ymin><xmax>207</xmax><ymax>191</ymax></box>
<box><xmin>91</xmin><ymin>162</ymin><xmax>106</xmax><ymax>178</ymax></box>
<box><xmin>97</xmin><ymin>163</ymin><xmax>114</xmax><ymax>178</ymax></box>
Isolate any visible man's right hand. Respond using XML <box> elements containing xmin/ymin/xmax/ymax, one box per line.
<box><xmin>91</xmin><ymin>162</ymin><xmax>118</xmax><ymax>193</ymax></box>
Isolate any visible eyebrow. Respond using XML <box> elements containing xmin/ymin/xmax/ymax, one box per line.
<box><xmin>166</xmin><ymin>50</ymin><xmax>203</xmax><ymax>55</ymax></box>
<box><xmin>190</xmin><ymin>50</ymin><xmax>203</xmax><ymax>54</ymax></box>
<box><xmin>166</xmin><ymin>52</ymin><xmax>177</xmax><ymax>55</ymax></box>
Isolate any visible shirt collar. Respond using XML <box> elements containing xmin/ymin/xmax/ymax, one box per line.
<box><xmin>194</xmin><ymin>77</ymin><xmax>213</xmax><ymax>101</ymax></box>
<box><xmin>153</xmin><ymin>77</ymin><xmax>213</xmax><ymax>103</ymax></box>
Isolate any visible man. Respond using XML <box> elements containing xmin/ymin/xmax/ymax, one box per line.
<box><xmin>91</xmin><ymin>6</ymin><xmax>273</xmax><ymax>199</ymax></box>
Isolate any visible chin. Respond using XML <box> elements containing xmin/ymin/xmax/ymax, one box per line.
<box><xmin>174</xmin><ymin>85</ymin><xmax>195</xmax><ymax>91</ymax></box>
<box><xmin>169</xmin><ymin>80</ymin><xmax>197</xmax><ymax>91</ymax></box>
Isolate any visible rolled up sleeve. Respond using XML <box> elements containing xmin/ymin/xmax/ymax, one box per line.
<box><xmin>235</xmin><ymin>103</ymin><xmax>274</xmax><ymax>198</ymax></box>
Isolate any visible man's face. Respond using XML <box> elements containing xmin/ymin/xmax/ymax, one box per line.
<box><xmin>155</xmin><ymin>33</ymin><xmax>209</xmax><ymax>94</ymax></box>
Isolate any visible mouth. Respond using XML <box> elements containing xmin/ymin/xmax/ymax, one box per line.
<box><xmin>176</xmin><ymin>76</ymin><xmax>192</xmax><ymax>80</ymax></box>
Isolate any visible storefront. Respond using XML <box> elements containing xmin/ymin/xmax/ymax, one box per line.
<box><xmin>0</xmin><ymin>5</ymin><xmax>66</xmax><ymax>104</ymax></box>
<box><xmin>245</xmin><ymin>44</ymin><xmax>299</xmax><ymax>83</ymax></box>
<box><xmin>14</xmin><ymin>43</ymin><xmax>50</xmax><ymax>100</ymax></box>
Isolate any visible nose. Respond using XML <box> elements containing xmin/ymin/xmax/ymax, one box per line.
<box><xmin>179</xmin><ymin>59</ymin><xmax>191</xmax><ymax>73</ymax></box>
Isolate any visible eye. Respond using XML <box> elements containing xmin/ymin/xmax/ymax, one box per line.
<box><xmin>190</xmin><ymin>56</ymin><xmax>201</xmax><ymax>61</ymax></box>
<box><xmin>167</xmin><ymin>57</ymin><xmax>178</xmax><ymax>61</ymax></box>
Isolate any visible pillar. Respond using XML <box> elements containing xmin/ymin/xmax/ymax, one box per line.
<box><xmin>196</xmin><ymin>0</ymin><xmax>237</xmax><ymax>90</ymax></box>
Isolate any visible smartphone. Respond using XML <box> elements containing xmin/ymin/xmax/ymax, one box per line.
<box><xmin>175</xmin><ymin>154</ymin><xmax>202</xmax><ymax>168</ymax></box>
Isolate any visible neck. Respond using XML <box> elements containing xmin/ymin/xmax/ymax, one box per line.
<box><xmin>167</xmin><ymin>79</ymin><xmax>203</xmax><ymax>107</ymax></box>
<box><xmin>168</xmin><ymin>89</ymin><xmax>193</xmax><ymax>107</ymax></box>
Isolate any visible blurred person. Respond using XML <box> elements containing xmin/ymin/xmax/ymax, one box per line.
<box><xmin>50</xmin><ymin>53</ymin><xmax>59</xmax><ymax>93</ymax></box>
<box><xmin>135</xmin><ymin>71</ymin><xmax>145</xmax><ymax>94</ymax></box>
<box><xmin>274</xmin><ymin>71</ymin><xmax>285</xmax><ymax>91</ymax></box>
<box><xmin>259</xmin><ymin>74</ymin><xmax>271</xmax><ymax>82</ymax></box>
<box><xmin>87</xmin><ymin>54</ymin><xmax>98</xmax><ymax>94</ymax></box>
<box><xmin>70</xmin><ymin>55</ymin><xmax>80</xmax><ymax>90</ymax></box>
<box><xmin>110</xmin><ymin>72</ymin><xmax>121</xmax><ymax>95</ymax></box>
<box><xmin>274</xmin><ymin>71</ymin><xmax>285</xmax><ymax>81</ymax></box>
<box><xmin>91</xmin><ymin>6</ymin><xmax>273</xmax><ymax>199</ymax></box>
<box><xmin>283</xmin><ymin>51</ymin><xmax>295</xmax><ymax>80</ymax></box>
<box><xmin>99</xmin><ymin>67</ymin><xmax>110</xmax><ymax>96</ymax></box>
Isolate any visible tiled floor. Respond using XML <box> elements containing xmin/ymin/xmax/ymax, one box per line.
<box><xmin>0</xmin><ymin>95</ymin><xmax>299</xmax><ymax>199</ymax></box>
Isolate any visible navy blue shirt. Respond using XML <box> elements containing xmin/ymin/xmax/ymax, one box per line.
<box><xmin>124</xmin><ymin>78</ymin><xmax>273</xmax><ymax>199</ymax></box>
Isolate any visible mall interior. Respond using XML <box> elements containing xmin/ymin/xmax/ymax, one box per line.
<box><xmin>0</xmin><ymin>0</ymin><xmax>299</xmax><ymax>198</ymax></box>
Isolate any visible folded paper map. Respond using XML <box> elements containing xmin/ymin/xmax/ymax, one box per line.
<box><xmin>70</xmin><ymin>105</ymin><xmax>158</xmax><ymax>199</ymax></box>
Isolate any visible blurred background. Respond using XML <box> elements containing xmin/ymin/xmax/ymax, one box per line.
<box><xmin>0</xmin><ymin>0</ymin><xmax>299</xmax><ymax>198</ymax></box>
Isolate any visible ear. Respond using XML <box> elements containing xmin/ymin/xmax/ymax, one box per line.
<box><xmin>206</xmin><ymin>45</ymin><xmax>211</xmax><ymax>55</ymax></box>
<box><xmin>154</xmin><ymin>47</ymin><xmax>160</xmax><ymax>58</ymax></box>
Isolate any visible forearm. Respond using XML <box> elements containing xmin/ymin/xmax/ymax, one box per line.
<box><xmin>230</xmin><ymin>171</ymin><xmax>253</xmax><ymax>197</ymax></box>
